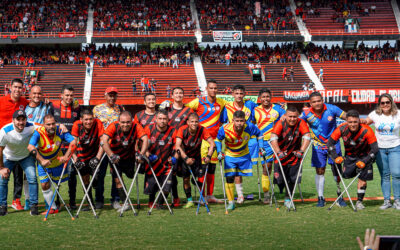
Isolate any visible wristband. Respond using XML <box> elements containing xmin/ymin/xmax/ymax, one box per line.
<box><xmin>183</xmin><ymin>156</ymin><xmax>189</xmax><ymax>162</ymax></box>
<box><xmin>206</xmin><ymin>155</ymin><xmax>212</xmax><ymax>160</ymax></box>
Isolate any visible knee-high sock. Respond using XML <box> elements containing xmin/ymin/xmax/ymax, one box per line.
<box><xmin>42</xmin><ymin>189</ymin><xmax>56</xmax><ymax>209</ymax></box>
<box><xmin>357</xmin><ymin>186</ymin><xmax>366</xmax><ymax>202</ymax></box>
<box><xmin>262</xmin><ymin>174</ymin><xmax>270</xmax><ymax>192</ymax></box>
<box><xmin>206</xmin><ymin>173</ymin><xmax>215</xmax><ymax>196</ymax></box>
<box><xmin>315</xmin><ymin>174</ymin><xmax>325</xmax><ymax>197</ymax></box>
<box><xmin>23</xmin><ymin>179</ymin><xmax>29</xmax><ymax>200</ymax></box>
<box><xmin>235</xmin><ymin>183</ymin><xmax>243</xmax><ymax>197</ymax></box>
<box><xmin>225</xmin><ymin>183</ymin><xmax>235</xmax><ymax>202</ymax></box>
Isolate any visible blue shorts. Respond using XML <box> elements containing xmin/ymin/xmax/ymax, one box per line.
<box><xmin>224</xmin><ymin>154</ymin><xmax>253</xmax><ymax>177</ymax></box>
<box><xmin>249</xmin><ymin>138</ymin><xmax>259</xmax><ymax>167</ymax></box>
<box><xmin>38</xmin><ymin>164</ymin><xmax>69</xmax><ymax>184</ymax></box>
<box><xmin>311</xmin><ymin>143</ymin><xmax>342</xmax><ymax>168</ymax></box>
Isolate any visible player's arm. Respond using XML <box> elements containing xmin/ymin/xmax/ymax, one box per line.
<box><xmin>327</xmin><ymin>126</ymin><xmax>342</xmax><ymax>163</ymax></box>
<box><xmin>360</xmin><ymin>128</ymin><xmax>379</xmax><ymax>165</ymax></box>
<box><xmin>269</xmin><ymin>132</ymin><xmax>281</xmax><ymax>154</ymax></box>
<box><xmin>270</xmin><ymin>121</ymin><xmax>284</xmax><ymax>158</ymax></box>
<box><xmin>28</xmin><ymin>130</ymin><xmax>51</xmax><ymax>167</ymax></box>
<box><xmin>101</xmin><ymin>134</ymin><xmax>115</xmax><ymax>159</ymax></box>
<box><xmin>298</xmin><ymin>121</ymin><xmax>311</xmax><ymax>154</ymax></box>
<box><xmin>0</xmin><ymin>146</ymin><xmax>10</xmax><ymax>179</ymax></box>
<box><xmin>175</xmin><ymin>137</ymin><xmax>187</xmax><ymax>159</ymax></box>
<box><xmin>215</xmin><ymin>127</ymin><xmax>225</xmax><ymax>160</ymax></box>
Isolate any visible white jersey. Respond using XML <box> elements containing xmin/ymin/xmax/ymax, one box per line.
<box><xmin>368</xmin><ymin>111</ymin><xmax>400</xmax><ymax>148</ymax></box>
<box><xmin>0</xmin><ymin>122</ymin><xmax>38</xmax><ymax>161</ymax></box>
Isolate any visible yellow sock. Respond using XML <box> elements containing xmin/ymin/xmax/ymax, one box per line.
<box><xmin>225</xmin><ymin>183</ymin><xmax>235</xmax><ymax>202</ymax></box>
<box><xmin>262</xmin><ymin>175</ymin><xmax>270</xmax><ymax>192</ymax></box>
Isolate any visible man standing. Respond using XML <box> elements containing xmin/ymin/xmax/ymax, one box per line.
<box><xmin>187</xmin><ymin>80</ymin><xmax>227</xmax><ymax>203</ymax></box>
<box><xmin>0</xmin><ymin>110</ymin><xmax>39</xmax><ymax>216</ymax></box>
<box><xmin>25</xmin><ymin>86</ymin><xmax>54</xmax><ymax>124</ymax></box>
<box><xmin>134</xmin><ymin>93</ymin><xmax>157</xmax><ymax>127</ymax></box>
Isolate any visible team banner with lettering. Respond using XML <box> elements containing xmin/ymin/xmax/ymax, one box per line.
<box><xmin>217</xmin><ymin>94</ymin><xmax>258</xmax><ymax>103</ymax></box>
<box><xmin>213</xmin><ymin>31</ymin><xmax>242</xmax><ymax>42</ymax></box>
<box><xmin>283</xmin><ymin>89</ymin><xmax>400</xmax><ymax>103</ymax></box>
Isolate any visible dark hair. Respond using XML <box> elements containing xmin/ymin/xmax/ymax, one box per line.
<box><xmin>188</xmin><ymin>112</ymin><xmax>199</xmax><ymax>120</ymax></box>
<box><xmin>11</xmin><ymin>78</ymin><xmax>23</xmax><ymax>86</ymax></box>
<box><xmin>207</xmin><ymin>79</ymin><xmax>217</xmax><ymax>86</ymax></box>
<box><xmin>80</xmin><ymin>109</ymin><xmax>93</xmax><ymax>117</ymax></box>
<box><xmin>43</xmin><ymin>114</ymin><xmax>55</xmax><ymax>122</ymax></box>
<box><xmin>286</xmin><ymin>105</ymin><xmax>298</xmax><ymax>113</ymax></box>
<box><xmin>172</xmin><ymin>87</ymin><xmax>184</xmax><ymax>94</ymax></box>
<box><xmin>119</xmin><ymin>110</ymin><xmax>133</xmax><ymax>119</ymax></box>
<box><xmin>346</xmin><ymin>109</ymin><xmax>359</xmax><ymax>118</ymax></box>
<box><xmin>155</xmin><ymin>109</ymin><xmax>168</xmax><ymax>118</ymax></box>
<box><xmin>144</xmin><ymin>93</ymin><xmax>156</xmax><ymax>100</ymax></box>
<box><xmin>258</xmin><ymin>88</ymin><xmax>271</xmax><ymax>97</ymax></box>
<box><xmin>61</xmin><ymin>84</ymin><xmax>74</xmax><ymax>93</ymax></box>
<box><xmin>309</xmin><ymin>91</ymin><xmax>322</xmax><ymax>100</ymax></box>
<box><xmin>232</xmin><ymin>84</ymin><xmax>245</xmax><ymax>92</ymax></box>
<box><xmin>233</xmin><ymin>110</ymin><xmax>245</xmax><ymax>119</ymax></box>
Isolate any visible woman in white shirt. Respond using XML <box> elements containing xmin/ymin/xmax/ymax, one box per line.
<box><xmin>365</xmin><ymin>93</ymin><xmax>400</xmax><ymax>210</ymax></box>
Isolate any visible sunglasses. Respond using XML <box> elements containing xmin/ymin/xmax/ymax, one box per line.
<box><xmin>380</xmin><ymin>101</ymin><xmax>391</xmax><ymax>105</ymax></box>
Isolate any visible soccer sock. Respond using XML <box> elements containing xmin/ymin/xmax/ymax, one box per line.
<box><xmin>171</xmin><ymin>175</ymin><xmax>178</xmax><ymax>199</ymax></box>
<box><xmin>184</xmin><ymin>187</ymin><xmax>192</xmax><ymax>200</ymax></box>
<box><xmin>149</xmin><ymin>193</ymin><xmax>155</xmax><ymax>203</ymax></box>
<box><xmin>357</xmin><ymin>186</ymin><xmax>366</xmax><ymax>202</ymax></box>
<box><xmin>23</xmin><ymin>179</ymin><xmax>29</xmax><ymax>201</ymax></box>
<box><xmin>262</xmin><ymin>174</ymin><xmax>270</xmax><ymax>192</ymax></box>
<box><xmin>315</xmin><ymin>174</ymin><xmax>325</xmax><ymax>197</ymax></box>
<box><xmin>335</xmin><ymin>179</ymin><xmax>342</xmax><ymax>196</ymax></box>
<box><xmin>117</xmin><ymin>188</ymin><xmax>126</xmax><ymax>205</ymax></box>
<box><xmin>235</xmin><ymin>183</ymin><xmax>243</xmax><ymax>198</ymax></box>
<box><xmin>42</xmin><ymin>189</ymin><xmax>56</xmax><ymax>210</ymax></box>
<box><xmin>225</xmin><ymin>183</ymin><xmax>235</xmax><ymax>202</ymax></box>
<box><xmin>206</xmin><ymin>173</ymin><xmax>215</xmax><ymax>196</ymax></box>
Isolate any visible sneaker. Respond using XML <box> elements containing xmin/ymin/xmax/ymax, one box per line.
<box><xmin>24</xmin><ymin>199</ymin><xmax>31</xmax><ymax>211</ymax></box>
<box><xmin>173</xmin><ymin>198</ymin><xmax>181</xmax><ymax>207</ymax></box>
<box><xmin>263</xmin><ymin>193</ymin><xmax>271</xmax><ymax>204</ymax></box>
<box><xmin>284</xmin><ymin>199</ymin><xmax>291</xmax><ymax>209</ymax></box>
<box><xmin>30</xmin><ymin>204</ymin><xmax>38</xmax><ymax>216</ymax></box>
<box><xmin>40</xmin><ymin>208</ymin><xmax>59</xmax><ymax>215</ymax></box>
<box><xmin>379</xmin><ymin>200</ymin><xmax>392</xmax><ymax>210</ymax></box>
<box><xmin>227</xmin><ymin>202</ymin><xmax>235</xmax><ymax>211</ymax></box>
<box><xmin>207</xmin><ymin>195</ymin><xmax>223</xmax><ymax>204</ymax></box>
<box><xmin>356</xmin><ymin>201</ymin><xmax>365</xmax><ymax>210</ymax></box>
<box><xmin>237</xmin><ymin>195</ymin><xmax>244</xmax><ymax>204</ymax></box>
<box><xmin>112</xmin><ymin>201</ymin><xmax>122</xmax><ymax>210</ymax></box>
<box><xmin>183</xmin><ymin>201</ymin><xmax>195</xmax><ymax>209</ymax></box>
<box><xmin>117</xmin><ymin>204</ymin><xmax>130</xmax><ymax>213</ymax></box>
<box><xmin>11</xmin><ymin>199</ymin><xmax>23</xmax><ymax>211</ymax></box>
<box><xmin>316</xmin><ymin>196</ymin><xmax>325</xmax><ymax>207</ymax></box>
<box><xmin>393</xmin><ymin>199</ymin><xmax>400</xmax><ymax>210</ymax></box>
<box><xmin>0</xmin><ymin>205</ymin><xmax>8</xmax><ymax>216</ymax></box>
<box><xmin>95</xmin><ymin>202</ymin><xmax>104</xmax><ymax>209</ymax></box>
<box><xmin>336</xmin><ymin>197</ymin><xmax>348</xmax><ymax>207</ymax></box>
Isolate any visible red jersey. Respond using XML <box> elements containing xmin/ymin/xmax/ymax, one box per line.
<box><xmin>176</xmin><ymin>125</ymin><xmax>211</xmax><ymax>158</ymax></box>
<box><xmin>168</xmin><ymin>106</ymin><xmax>193</xmax><ymax>129</ymax></box>
<box><xmin>0</xmin><ymin>95</ymin><xmax>29</xmax><ymax>129</ymax></box>
<box><xmin>71</xmin><ymin>118</ymin><xmax>104</xmax><ymax>162</ymax></box>
<box><xmin>134</xmin><ymin>110</ymin><xmax>156</xmax><ymax>127</ymax></box>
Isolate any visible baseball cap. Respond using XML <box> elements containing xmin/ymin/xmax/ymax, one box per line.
<box><xmin>105</xmin><ymin>87</ymin><xmax>118</xmax><ymax>95</ymax></box>
<box><xmin>13</xmin><ymin>110</ymin><xmax>27</xmax><ymax>119</ymax></box>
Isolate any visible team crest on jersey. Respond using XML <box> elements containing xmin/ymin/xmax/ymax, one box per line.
<box><xmin>122</xmin><ymin>140</ymin><xmax>128</xmax><ymax>146</ymax></box>
<box><xmin>327</xmin><ymin>116</ymin><xmax>333</xmax><ymax>121</ymax></box>
<box><xmin>19</xmin><ymin>105</ymin><xmax>24</xmax><ymax>110</ymax></box>
<box><xmin>28</xmin><ymin>114</ymin><xmax>33</xmax><ymax>119</ymax></box>
<box><xmin>150</xmin><ymin>136</ymin><xmax>156</xmax><ymax>143</ymax></box>
<box><xmin>245</xmin><ymin>112</ymin><xmax>250</xmax><ymax>117</ymax></box>
<box><xmin>73</xmin><ymin>112</ymin><xmax>77</xmax><ymax>117</ymax></box>
<box><xmin>190</xmin><ymin>142</ymin><xmax>195</xmax><ymax>147</ymax></box>
<box><xmin>167</xmin><ymin>136</ymin><xmax>172</xmax><ymax>144</ymax></box>
<box><xmin>159</xmin><ymin>140</ymin><xmax>165</xmax><ymax>146</ymax></box>
<box><xmin>288</xmin><ymin>136</ymin><xmax>293</xmax><ymax>141</ymax></box>
<box><xmin>115</xmin><ymin>135</ymin><xmax>120</xmax><ymax>141</ymax></box>
<box><xmin>141</xmin><ymin>120</ymin><xmax>146</xmax><ymax>125</ymax></box>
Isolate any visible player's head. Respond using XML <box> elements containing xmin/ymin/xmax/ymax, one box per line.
<box><xmin>172</xmin><ymin>87</ymin><xmax>184</xmax><ymax>103</ymax></box>
<box><xmin>377</xmin><ymin>93</ymin><xmax>397</xmax><ymax>116</ymax></box>
<box><xmin>285</xmin><ymin>105</ymin><xmax>299</xmax><ymax>127</ymax></box>
<box><xmin>105</xmin><ymin>87</ymin><xmax>118</xmax><ymax>106</ymax></box>
<box><xmin>80</xmin><ymin>109</ymin><xmax>94</xmax><ymax>130</ymax></box>
<box><xmin>232</xmin><ymin>110</ymin><xmax>246</xmax><ymax>132</ymax></box>
<box><xmin>309</xmin><ymin>91</ymin><xmax>323</xmax><ymax>111</ymax></box>
<box><xmin>155</xmin><ymin>109</ymin><xmax>169</xmax><ymax>129</ymax></box>
<box><xmin>10</xmin><ymin>78</ymin><xmax>24</xmax><ymax>99</ymax></box>
<box><xmin>12</xmin><ymin>110</ymin><xmax>27</xmax><ymax>132</ymax></box>
<box><xmin>346</xmin><ymin>109</ymin><xmax>360</xmax><ymax>133</ymax></box>
<box><xmin>144</xmin><ymin>93</ymin><xmax>156</xmax><ymax>109</ymax></box>
<box><xmin>258</xmin><ymin>88</ymin><xmax>272</xmax><ymax>107</ymax></box>
<box><xmin>232</xmin><ymin>85</ymin><xmax>245</xmax><ymax>103</ymax></box>
<box><xmin>206</xmin><ymin>79</ymin><xmax>218</xmax><ymax>98</ymax></box>
<box><xmin>61</xmin><ymin>84</ymin><xmax>74</xmax><ymax>106</ymax></box>
<box><xmin>43</xmin><ymin>114</ymin><xmax>57</xmax><ymax>135</ymax></box>
<box><xmin>187</xmin><ymin>112</ymin><xmax>199</xmax><ymax>131</ymax></box>
<box><xmin>119</xmin><ymin>111</ymin><xmax>133</xmax><ymax>132</ymax></box>
<box><xmin>29</xmin><ymin>85</ymin><xmax>43</xmax><ymax>105</ymax></box>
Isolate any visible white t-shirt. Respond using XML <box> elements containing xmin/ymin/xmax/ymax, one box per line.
<box><xmin>0</xmin><ymin>122</ymin><xmax>38</xmax><ymax>161</ymax></box>
<box><xmin>368</xmin><ymin>111</ymin><xmax>400</xmax><ymax>148</ymax></box>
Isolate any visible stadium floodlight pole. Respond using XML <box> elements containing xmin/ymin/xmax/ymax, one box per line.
<box><xmin>75</xmin><ymin>153</ymin><xmax>106</xmax><ymax>218</ymax></box>
<box><xmin>260</xmin><ymin>151</ymin><xmax>278</xmax><ymax>210</ymax></box>
<box><xmin>218</xmin><ymin>159</ymin><xmax>228</xmax><ymax>215</ymax></box>
<box><xmin>256</xmin><ymin>158</ymin><xmax>262</xmax><ymax>202</ymax></box>
<box><xmin>193</xmin><ymin>162</ymin><xmax>210</xmax><ymax>215</ymax></box>
<box><xmin>119</xmin><ymin>160</ymin><xmax>142</xmax><ymax>217</ymax></box>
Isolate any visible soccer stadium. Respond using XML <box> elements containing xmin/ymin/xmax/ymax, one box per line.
<box><xmin>0</xmin><ymin>0</ymin><xmax>400</xmax><ymax>249</ymax></box>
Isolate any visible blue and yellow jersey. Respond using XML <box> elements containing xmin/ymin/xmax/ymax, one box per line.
<box><xmin>29</xmin><ymin>126</ymin><xmax>74</xmax><ymax>168</ymax></box>
<box><xmin>186</xmin><ymin>97</ymin><xmax>227</xmax><ymax>139</ymax></box>
<box><xmin>220</xmin><ymin>100</ymin><xmax>257</xmax><ymax>124</ymax></box>
<box><xmin>254</xmin><ymin>104</ymin><xmax>285</xmax><ymax>140</ymax></box>
<box><xmin>216</xmin><ymin>122</ymin><xmax>261</xmax><ymax>157</ymax></box>
<box><xmin>300</xmin><ymin>103</ymin><xmax>345</xmax><ymax>149</ymax></box>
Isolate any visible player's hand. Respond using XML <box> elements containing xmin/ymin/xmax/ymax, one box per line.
<box><xmin>186</xmin><ymin>158</ymin><xmax>195</xmax><ymax>166</ymax></box>
<box><xmin>259</xmin><ymin>148</ymin><xmax>267</xmax><ymax>157</ymax></box>
<box><xmin>203</xmin><ymin>155</ymin><xmax>211</xmax><ymax>164</ymax></box>
<box><xmin>357</xmin><ymin>228</ymin><xmax>380</xmax><ymax>250</ymax></box>
<box><xmin>277</xmin><ymin>151</ymin><xmax>286</xmax><ymax>159</ymax></box>
<box><xmin>59</xmin><ymin>124</ymin><xmax>68</xmax><ymax>134</ymax></box>
<box><xmin>335</xmin><ymin>156</ymin><xmax>344</xmax><ymax>164</ymax></box>
<box><xmin>89</xmin><ymin>157</ymin><xmax>100</xmax><ymax>171</ymax></box>
<box><xmin>293</xmin><ymin>150</ymin><xmax>304</xmax><ymax>158</ymax></box>
<box><xmin>135</xmin><ymin>153</ymin><xmax>144</xmax><ymax>164</ymax></box>
<box><xmin>110</xmin><ymin>154</ymin><xmax>120</xmax><ymax>164</ymax></box>
<box><xmin>75</xmin><ymin>160</ymin><xmax>85</xmax><ymax>171</ymax></box>
<box><xmin>40</xmin><ymin>159</ymin><xmax>52</xmax><ymax>168</ymax></box>
<box><xmin>356</xmin><ymin>161</ymin><xmax>366</xmax><ymax>169</ymax></box>
<box><xmin>217</xmin><ymin>152</ymin><xmax>225</xmax><ymax>161</ymax></box>
<box><xmin>0</xmin><ymin>168</ymin><xmax>10</xmax><ymax>179</ymax></box>
<box><xmin>58</xmin><ymin>156</ymin><xmax>69</xmax><ymax>164</ymax></box>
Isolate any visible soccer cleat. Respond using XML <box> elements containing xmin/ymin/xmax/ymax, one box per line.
<box><xmin>284</xmin><ymin>199</ymin><xmax>291</xmax><ymax>209</ymax></box>
<box><xmin>263</xmin><ymin>193</ymin><xmax>271</xmax><ymax>204</ymax></box>
<box><xmin>0</xmin><ymin>205</ymin><xmax>8</xmax><ymax>216</ymax></box>
<box><xmin>24</xmin><ymin>199</ymin><xmax>31</xmax><ymax>211</ymax></box>
<box><xmin>356</xmin><ymin>201</ymin><xmax>365</xmax><ymax>210</ymax></box>
<box><xmin>41</xmin><ymin>208</ymin><xmax>59</xmax><ymax>215</ymax></box>
<box><xmin>173</xmin><ymin>198</ymin><xmax>181</xmax><ymax>207</ymax></box>
<box><xmin>30</xmin><ymin>204</ymin><xmax>39</xmax><ymax>216</ymax></box>
<box><xmin>393</xmin><ymin>199</ymin><xmax>400</xmax><ymax>210</ymax></box>
<box><xmin>316</xmin><ymin>196</ymin><xmax>325</xmax><ymax>207</ymax></box>
<box><xmin>11</xmin><ymin>199</ymin><xmax>23</xmax><ymax>211</ymax></box>
<box><xmin>206</xmin><ymin>195</ymin><xmax>223</xmax><ymax>204</ymax></box>
<box><xmin>237</xmin><ymin>195</ymin><xmax>244</xmax><ymax>204</ymax></box>
<box><xmin>227</xmin><ymin>202</ymin><xmax>235</xmax><ymax>211</ymax></box>
<box><xmin>95</xmin><ymin>202</ymin><xmax>104</xmax><ymax>209</ymax></box>
<box><xmin>112</xmin><ymin>201</ymin><xmax>122</xmax><ymax>210</ymax></box>
<box><xmin>336</xmin><ymin>197</ymin><xmax>347</xmax><ymax>207</ymax></box>
<box><xmin>379</xmin><ymin>200</ymin><xmax>392</xmax><ymax>210</ymax></box>
<box><xmin>183</xmin><ymin>201</ymin><xmax>195</xmax><ymax>209</ymax></box>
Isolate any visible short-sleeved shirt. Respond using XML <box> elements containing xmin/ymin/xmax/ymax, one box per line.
<box><xmin>29</xmin><ymin>126</ymin><xmax>75</xmax><ymax>168</ymax></box>
<box><xmin>0</xmin><ymin>122</ymin><xmax>38</xmax><ymax>161</ymax></box>
<box><xmin>220</xmin><ymin>100</ymin><xmax>257</xmax><ymax>124</ymax></box>
<box><xmin>71</xmin><ymin>118</ymin><xmax>104</xmax><ymax>162</ymax></box>
<box><xmin>254</xmin><ymin>104</ymin><xmax>285</xmax><ymax>140</ymax></box>
<box><xmin>186</xmin><ymin>97</ymin><xmax>226</xmax><ymax>139</ymax></box>
<box><xmin>272</xmin><ymin>119</ymin><xmax>310</xmax><ymax>166</ymax></box>
<box><xmin>104</xmin><ymin>121</ymin><xmax>145</xmax><ymax>160</ymax></box>
<box><xmin>134</xmin><ymin>110</ymin><xmax>156</xmax><ymax>128</ymax></box>
<box><xmin>168</xmin><ymin>106</ymin><xmax>193</xmax><ymax>129</ymax></box>
<box><xmin>176</xmin><ymin>125</ymin><xmax>211</xmax><ymax>158</ymax></box>
<box><xmin>144</xmin><ymin>124</ymin><xmax>176</xmax><ymax>176</ymax></box>
<box><xmin>300</xmin><ymin>103</ymin><xmax>345</xmax><ymax>149</ymax></box>
<box><xmin>0</xmin><ymin>95</ymin><xmax>29</xmax><ymax>129</ymax></box>
<box><xmin>330</xmin><ymin>123</ymin><xmax>377</xmax><ymax>158</ymax></box>
<box><xmin>368</xmin><ymin>111</ymin><xmax>400</xmax><ymax>149</ymax></box>
<box><xmin>25</xmin><ymin>101</ymin><xmax>54</xmax><ymax>124</ymax></box>
<box><xmin>52</xmin><ymin>100</ymin><xmax>81</xmax><ymax>132</ymax></box>
<box><xmin>93</xmin><ymin>103</ymin><xmax>124</xmax><ymax>129</ymax></box>
<box><xmin>216</xmin><ymin>122</ymin><xmax>261</xmax><ymax>158</ymax></box>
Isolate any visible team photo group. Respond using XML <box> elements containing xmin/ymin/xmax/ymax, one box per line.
<box><xmin>0</xmin><ymin>77</ymin><xmax>399</xmax><ymax>219</ymax></box>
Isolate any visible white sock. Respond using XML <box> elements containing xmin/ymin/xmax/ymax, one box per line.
<box><xmin>42</xmin><ymin>189</ymin><xmax>56</xmax><ymax>209</ymax></box>
<box><xmin>23</xmin><ymin>179</ymin><xmax>29</xmax><ymax>200</ymax></box>
<box><xmin>315</xmin><ymin>174</ymin><xmax>325</xmax><ymax>197</ymax></box>
<box><xmin>235</xmin><ymin>183</ymin><xmax>243</xmax><ymax>197</ymax></box>
<box><xmin>229</xmin><ymin>200</ymin><xmax>234</xmax><ymax>204</ymax></box>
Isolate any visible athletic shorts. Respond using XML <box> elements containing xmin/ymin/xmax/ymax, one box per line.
<box><xmin>224</xmin><ymin>154</ymin><xmax>253</xmax><ymax>177</ymax></box>
<box><xmin>110</xmin><ymin>159</ymin><xmax>135</xmax><ymax>179</ymax></box>
<box><xmin>38</xmin><ymin>164</ymin><xmax>69</xmax><ymax>184</ymax></box>
<box><xmin>201</xmin><ymin>139</ymin><xmax>218</xmax><ymax>164</ymax></box>
<box><xmin>273</xmin><ymin>161</ymin><xmax>302</xmax><ymax>185</ymax></box>
<box><xmin>260</xmin><ymin>140</ymin><xmax>274</xmax><ymax>164</ymax></box>
<box><xmin>144</xmin><ymin>172</ymin><xmax>172</xmax><ymax>195</ymax></box>
<box><xmin>249</xmin><ymin>137</ymin><xmax>260</xmax><ymax>167</ymax></box>
<box><xmin>311</xmin><ymin>143</ymin><xmax>342</xmax><ymax>168</ymax></box>
<box><xmin>181</xmin><ymin>157</ymin><xmax>206</xmax><ymax>178</ymax></box>
<box><xmin>343</xmin><ymin>157</ymin><xmax>373</xmax><ymax>181</ymax></box>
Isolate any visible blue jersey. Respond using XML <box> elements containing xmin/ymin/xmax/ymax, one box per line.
<box><xmin>300</xmin><ymin>103</ymin><xmax>345</xmax><ymax>149</ymax></box>
<box><xmin>25</xmin><ymin>102</ymin><xmax>54</xmax><ymax>124</ymax></box>
<box><xmin>220</xmin><ymin>100</ymin><xmax>257</xmax><ymax>124</ymax></box>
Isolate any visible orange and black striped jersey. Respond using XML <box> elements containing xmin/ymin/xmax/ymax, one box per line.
<box><xmin>176</xmin><ymin>125</ymin><xmax>211</xmax><ymax>158</ymax></box>
<box><xmin>134</xmin><ymin>110</ymin><xmax>156</xmax><ymax>127</ymax></box>
<box><xmin>168</xmin><ymin>106</ymin><xmax>193</xmax><ymax>129</ymax></box>
<box><xmin>71</xmin><ymin>118</ymin><xmax>104</xmax><ymax>162</ymax></box>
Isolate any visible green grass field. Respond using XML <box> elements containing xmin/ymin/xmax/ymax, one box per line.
<box><xmin>1</xmin><ymin>150</ymin><xmax>399</xmax><ymax>249</ymax></box>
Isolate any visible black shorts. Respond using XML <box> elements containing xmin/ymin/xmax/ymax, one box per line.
<box><xmin>273</xmin><ymin>161</ymin><xmax>302</xmax><ymax>185</ymax></box>
<box><xmin>144</xmin><ymin>172</ymin><xmax>172</xmax><ymax>195</ymax></box>
<box><xmin>181</xmin><ymin>157</ymin><xmax>206</xmax><ymax>178</ymax></box>
<box><xmin>343</xmin><ymin>157</ymin><xmax>373</xmax><ymax>181</ymax></box>
<box><xmin>110</xmin><ymin>159</ymin><xmax>135</xmax><ymax>179</ymax></box>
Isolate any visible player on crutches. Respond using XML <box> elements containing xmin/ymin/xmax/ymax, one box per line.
<box><xmin>102</xmin><ymin>111</ymin><xmax>148</xmax><ymax>214</ymax></box>
<box><xmin>327</xmin><ymin>110</ymin><xmax>378</xmax><ymax>211</ymax></box>
<box><xmin>269</xmin><ymin>106</ymin><xmax>311</xmax><ymax>210</ymax></box>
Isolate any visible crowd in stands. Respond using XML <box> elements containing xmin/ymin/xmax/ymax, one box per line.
<box><xmin>93</xmin><ymin>0</ymin><xmax>194</xmax><ymax>32</ymax></box>
<box><xmin>304</xmin><ymin>42</ymin><xmax>399</xmax><ymax>63</ymax></box>
<box><xmin>0</xmin><ymin>0</ymin><xmax>88</xmax><ymax>33</ymax></box>
<box><xmin>198</xmin><ymin>0</ymin><xmax>297</xmax><ymax>31</ymax></box>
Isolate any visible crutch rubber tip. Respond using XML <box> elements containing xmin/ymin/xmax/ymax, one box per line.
<box><xmin>71</xmin><ymin>217</ymin><xmax>75</xmax><ymax>221</ymax></box>
<box><xmin>207</xmin><ymin>212</ymin><xmax>211</xmax><ymax>215</ymax></box>
<box><xmin>134</xmin><ymin>213</ymin><xmax>138</xmax><ymax>216</ymax></box>
<box><xmin>43</xmin><ymin>218</ymin><xmax>47</xmax><ymax>221</ymax></box>
<box><xmin>276</xmin><ymin>208</ymin><xmax>279</xmax><ymax>211</ymax></box>
<box><xmin>225</xmin><ymin>211</ymin><xmax>229</xmax><ymax>215</ymax></box>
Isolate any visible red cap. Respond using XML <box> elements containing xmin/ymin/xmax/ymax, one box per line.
<box><xmin>105</xmin><ymin>87</ymin><xmax>118</xmax><ymax>95</ymax></box>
